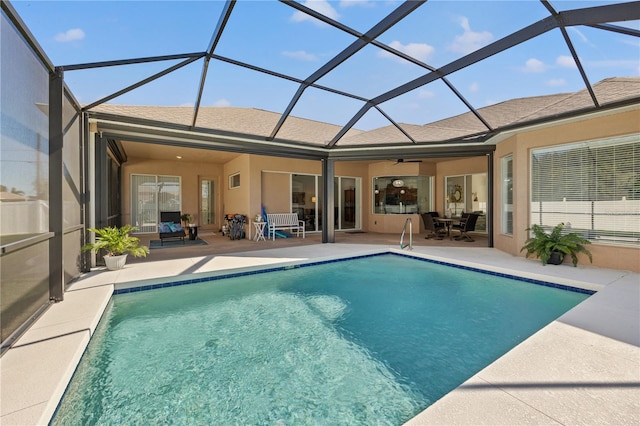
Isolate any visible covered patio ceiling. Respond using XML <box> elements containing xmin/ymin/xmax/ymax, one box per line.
<box><xmin>8</xmin><ymin>0</ymin><xmax>640</xmax><ymax>160</ymax></box>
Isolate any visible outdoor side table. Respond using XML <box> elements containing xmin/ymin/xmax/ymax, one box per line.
<box><xmin>188</xmin><ymin>224</ymin><xmax>198</xmax><ymax>240</ymax></box>
<box><xmin>252</xmin><ymin>221</ymin><xmax>266</xmax><ymax>241</ymax></box>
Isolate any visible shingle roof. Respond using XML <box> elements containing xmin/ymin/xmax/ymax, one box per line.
<box><xmin>92</xmin><ymin>77</ymin><xmax>638</xmax><ymax>147</ymax></box>
<box><xmin>340</xmin><ymin>77</ymin><xmax>639</xmax><ymax>145</ymax></box>
<box><xmin>91</xmin><ymin>105</ymin><xmax>363</xmax><ymax>145</ymax></box>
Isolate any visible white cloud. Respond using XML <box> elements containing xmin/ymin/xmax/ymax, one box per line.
<box><xmin>556</xmin><ymin>55</ymin><xmax>577</xmax><ymax>68</ymax></box>
<box><xmin>213</xmin><ymin>99</ymin><xmax>231</xmax><ymax>107</ymax></box>
<box><xmin>282</xmin><ymin>50</ymin><xmax>318</xmax><ymax>61</ymax></box>
<box><xmin>54</xmin><ymin>28</ymin><xmax>85</xmax><ymax>42</ymax></box>
<box><xmin>339</xmin><ymin>0</ymin><xmax>374</xmax><ymax>7</ymax></box>
<box><xmin>484</xmin><ymin>98</ymin><xmax>497</xmax><ymax>107</ymax></box>
<box><xmin>522</xmin><ymin>58</ymin><xmax>547</xmax><ymax>73</ymax></box>
<box><xmin>418</xmin><ymin>89</ymin><xmax>435</xmax><ymax>99</ymax></box>
<box><xmin>291</xmin><ymin>0</ymin><xmax>339</xmax><ymax>25</ymax></box>
<box><xmin>546</xmin><ymin>78</ymin><xmax>567</xmax><ymax>87</ymax></box>
<box><xmin>179</xmin><ymin>102</ymin><xmax>194</xmax><ymax>107</ymax></box>
<box><xmin>378</xmin><ymin>40</ymin><xmax>435</xmax><ymax>63</ymax></box>
<box><xmin>449</xmin><ymin>16</ymin><xmax>493</xmax><ymax>54</ymax></box>
<box><xmin>469</xmin><ymin>82</ymin><xmax>479</xmax><ymax>92</ymax></box>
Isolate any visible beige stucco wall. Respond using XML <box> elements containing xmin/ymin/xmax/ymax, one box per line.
<box><xmin>493</xmin><ymin>108</ymin><xmax>640</xmax><ymax>272</ymax></box>
<box><xmin>121</xmin><ymin>157</ymin><xmax>224</xmax><ymax>230</ymax></box>
<box><xmin>118</xmin><ymin>107</ymin><xmax>638</xmax><ymax>272</ymax></box>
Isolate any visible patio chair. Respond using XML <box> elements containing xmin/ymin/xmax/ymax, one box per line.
<box><xmin>421</xmin><ymin>213</ymin><xmax>445</xmax><ymax>240</ymax></box>
<box><xmin>158</xmin><ymin>211</ymin><xmax>186</xmax><ymax>245</ymax></box>
<box><xmin>451</xmin><ymin>212</ymin><xmax>480</xmax><ymax>242</ymax></box>
<box><xmin>427</xmin><ymin>211</ymin><xmax>446</xmax><ymax>232</ymax></box>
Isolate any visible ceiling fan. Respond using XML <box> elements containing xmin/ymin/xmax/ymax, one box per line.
<box><xmin>393</xmin><ymin>158</ymin><xmax>422</xmax><ymax>165</ymax></box>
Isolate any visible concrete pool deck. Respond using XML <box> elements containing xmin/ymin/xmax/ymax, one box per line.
<box><xmin>1</xmin><ymin>243</ymin><xmax>638</xmax><ymax>425</ymax></box>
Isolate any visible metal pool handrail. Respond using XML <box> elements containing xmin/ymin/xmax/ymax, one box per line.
<box><xmin>400</xmin><ymin>218</ymin><xmax>413</xmax><ymax>250</ymax></box>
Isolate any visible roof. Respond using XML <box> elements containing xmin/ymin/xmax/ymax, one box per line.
<box><xmin>92</xmin><ymin>77</ymin><xmax>639</xmax><ymax>147</ymax></box>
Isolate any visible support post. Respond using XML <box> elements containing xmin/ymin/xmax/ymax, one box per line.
<box><xmin>95</xmin><ymin>133</ymin><xmax>109</xmax><ymax>230</ymax></box>
<box><xmin>49</xmin><ymin>67</ymin><xmax>64</xmax><ymax>302</ymax></box>
<box><xmin>487</xmin><ymin>152</ymin><xmax>494</xmax><ymax>248</ymax></box>
<box><xmin>322</xmin><ymin>159</ymin><xmax>335</xmax><ymax>243</ymax></box>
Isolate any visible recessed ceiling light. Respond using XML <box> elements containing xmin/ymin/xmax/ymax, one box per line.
<box><xmin>176</xmin><ymin>155</ymin><xmax>182</xmax><ymax>159</ymax></box>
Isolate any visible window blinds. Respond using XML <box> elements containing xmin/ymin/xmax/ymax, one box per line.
<box><xmin>530</xmin><ymin>135</ymin><xmax>639</xmax><ymax>246</ymax></box>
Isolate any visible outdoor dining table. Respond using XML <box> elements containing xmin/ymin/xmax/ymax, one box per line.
<box><xmin>434</xmin><ymin>217</ymin><xmax>456</xmax><ymax>240</ymax></box>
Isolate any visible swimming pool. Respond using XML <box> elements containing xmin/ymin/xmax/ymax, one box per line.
<box><xmin>52</xmin><ymin>253</ymin><xmax>591</xmax><ymax>425</ymax></box>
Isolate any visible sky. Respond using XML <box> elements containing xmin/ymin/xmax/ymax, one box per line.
<box><xmin>10</xmin><ymin>0</ymin><xmax>640</xmax><ymax>131</ymax></box>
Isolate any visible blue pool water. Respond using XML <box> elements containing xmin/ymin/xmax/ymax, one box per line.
<box><xmin>52</xmin><ymin>253</ymin><xmax>590</xmax><ymax>425</ymax></box>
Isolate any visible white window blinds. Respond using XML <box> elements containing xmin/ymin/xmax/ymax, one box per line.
<box><xmin>530</xmin><ymin>135</ymin><xmax>639</xmax><ymax>246</ymax></box>
<box><xmin>131</xmin><ymin>174</ymin><xmax>181</xmax><ymax>233</ymax></box>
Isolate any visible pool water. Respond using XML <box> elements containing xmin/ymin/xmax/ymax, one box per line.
<box><xmin>52</xmin><ymin>254</ymin><xmax>590</xmax><ymax>425</ymax></box>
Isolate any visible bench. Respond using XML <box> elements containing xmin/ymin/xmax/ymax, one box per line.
<box><xmin>266</xmin><ymin>213</ymin><xmax>305</xmax><ymax>240</ymax></box>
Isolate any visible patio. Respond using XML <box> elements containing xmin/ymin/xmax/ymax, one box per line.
<box><xmin>128</xmin><ymin>228</ymin><xmax>490</xmax><ymax>264</ymax></box>
<box><xmin>1</xmin><ymin>239</ymin><xmax>638</xmax><ymax>425</ymax></box>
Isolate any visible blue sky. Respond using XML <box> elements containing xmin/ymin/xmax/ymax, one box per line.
<box><xmin>12</xmin><ymin>0</ymin><xmax>640</xmax><ymax>130</ymax></box>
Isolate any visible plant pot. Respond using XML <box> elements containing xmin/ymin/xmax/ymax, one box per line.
<box><xmin>548</xmin><ymin>251</ymin><xmax>564</xmax><ymax>265</ymax></box>
<box><xmin>104</xmin><ymin>254</ymin><xmax>128</xmax><ymax>270</ymax></box>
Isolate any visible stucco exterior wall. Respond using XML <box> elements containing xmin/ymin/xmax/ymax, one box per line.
<box><xmin>121</xmin><ymin>157</ymin><xmax>224</xmax><ymax>229</ymax></box>
<box><xmin>119</xmin><ymin>107</ymin><xmax>638</xmax><ymax>272</ymax></box>
<box><xmin>493</xmin><ymin>108</ymin><xmax>640</xmax><ymax>272</ymax></box>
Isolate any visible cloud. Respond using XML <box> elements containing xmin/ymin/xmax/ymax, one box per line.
<box><xmin>449</xmin><ymin>16</ymin><xmax>493</xmax><ymax>54</ymax></box>
<box><xmin>418</xmin><ymin>89</ymin><xmax>435</xmax><ymax>99</ymax></box>
<box><xmin>469</xmin><ymin>82</ymin><xmax>479</xmax><ymax>92</ymax></box>
<box><xmin>282</xmin><ymin>50</ymin><xmax>318</xmax><ymax>61</ymax></box>
<box><xmin>339</xmin><ymin>0</ymin><xmax>374</xmax><ymax>7</ymax></box>
<box><xmin>291</xmin><ymin>0</ymin><xmax>339</xmax><ymax>25</ymax></box>
<box><xmin>567</xmin><ymin>27</ymin><xmax>597</xmax><ymax>47</ymax></box>
<box><xmin>522</xmin><ymin>58</ymin><xmax>547</xmax><ymax>73</ymax></box>
<box><xmin>556</xmin><ymin>55</ymin><xmax>577</xmax><ymax>68</ymax></box>
<box><xmin>378</xmin><ymin>40</ymin><xmax>435</xmax><ymax>63</ymax></box>
<box><xmin>546</xmin><ymin>78</ymin><xmax>567</xmax><ymax>87</ymax></box>
<box><xmin>54</xmin><ymin>28</ymin><xmax>85</xmax><ymax>42</ymax></box>
<box><xmin>213</xmin><ymin>99</ymin><xmax>231</xmax><ymax>107</ymax></box>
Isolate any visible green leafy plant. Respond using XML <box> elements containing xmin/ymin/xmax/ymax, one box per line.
<box><xmin>180</xmin><ymin>213</ymin><xmax>192</xmax><ymax>226</ymax></box>
<box><xmin>520</xmin><ymin>223</ymin><xmax>592</xmax><ymax>267</ymax></box>
<box><xmin>82</xmin><ymin>225</ymin><xmax>149</xmax><ymax>257</ymax></box>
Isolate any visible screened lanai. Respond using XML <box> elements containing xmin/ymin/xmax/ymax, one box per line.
<box><xmin>1</xmin><ymin>0</ymin><xmax>639</xmax><ymax>352</ymax></box>
<box><xmin>8</xmin><ymin>0</ymin><xmax>640</xmax><ymax>154</ymax></box>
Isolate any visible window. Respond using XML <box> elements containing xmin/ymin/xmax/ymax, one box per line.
<box><xmin>501</xmin><ymin>155</ymin><xmax>513</xmax><ymax>235</ymax></box>
<box><xmin>530</xmin><ymin>136</ymin><xmax>639</xmax><ymax>246</ymax></box>
<box><xmin>373</xmin><ymin>176</ymin><xmax>431</xmax><ymax>214</ymax></box>
<box><xmin>229</xmin><ymin>173</ymin><xmax>240</xmax><ymax>189</ymax></box>
<box><xmin>131</xmin><ymin>174</ymin><xmax>181</xmax><ymax>233</ymax></box>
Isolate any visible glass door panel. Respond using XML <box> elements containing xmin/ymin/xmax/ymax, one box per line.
<box><xmin>340</xmin><ymin>177</ymin><xmax>355</xmax><ymax>230</ymax></box>
<box><xmin>131</xmin><ymin>174</ymin><xmax>180</xmax><ymax>233</ymax></box>
<box><xmin>131</xmin><ymin>174</ymin><xmax>158</xmax><ymax>233</ymax></box>
<box><xmin>199</xmin><ymin>178</ymin><xmax>216</xmax><ymax>230</ymax></box>
<box><xmin>292</xmin><ymin>174</ymin><xmax>317</xmax><ymax>232</ymax></box>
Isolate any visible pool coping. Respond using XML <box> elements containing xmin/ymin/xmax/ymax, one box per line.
<box><xmin>1</xmin><ymin>245</ymin><xmax>638</xmax><ymax>425</ymax></box>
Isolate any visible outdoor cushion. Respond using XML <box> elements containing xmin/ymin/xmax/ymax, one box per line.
<box><xmin>159</xmin><ymin>222</ymin><xmax>172</xmax><ymax>233</ymax></box>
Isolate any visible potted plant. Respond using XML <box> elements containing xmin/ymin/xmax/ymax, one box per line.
<box><xmin>520</xmin><ymin>223</ymin><xmax>592</xmax><ymax>267</ymax></box>
<box><xmin>180</xmin><ymin>213</ymin><xmax>192</xmax><ymax>227</ymax></box>
<box><xmin>83</xmin><ymin>225</ymin><xmax>149</xmax><ymax>270</ymax></box>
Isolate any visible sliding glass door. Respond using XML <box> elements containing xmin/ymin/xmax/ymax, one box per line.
<box><xmin>291</xmin><ymin>174</ymin><xmax>360</xmax><ymax>232</ymax></box>
<box><xmin>444</xmin><ymin>173</ymin><xmax>487</xmax><ymax>231</ymax></box>
<box><xmin>199</xmin><ymin>177</ymin><xmax>216</xmax><ymax>231</ymax></box>
<box><xmin>131</xmin><ymin>174</ymin><xmax>181</xmax><ymax>233</ymax></box>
